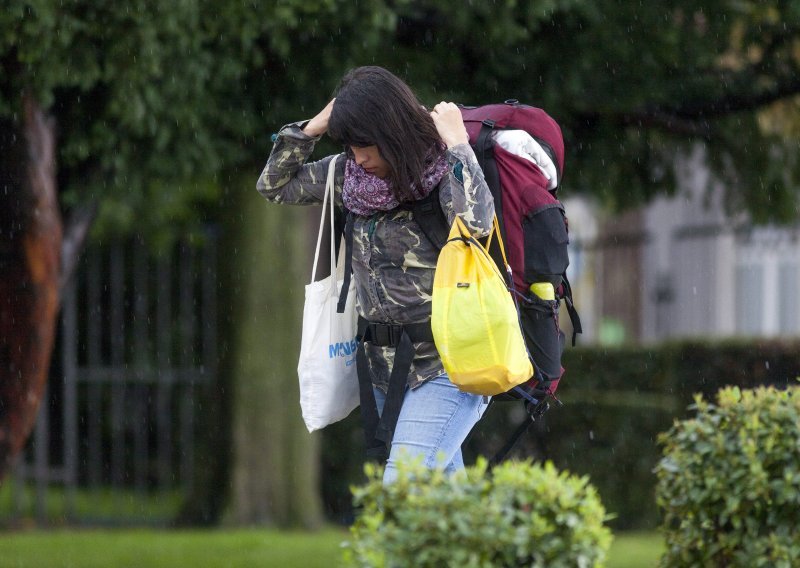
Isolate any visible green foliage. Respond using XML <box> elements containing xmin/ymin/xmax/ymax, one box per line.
<box><xmin>323</xmin><ymin>340</ymin><xmax>800</xmax><ymax>531</ymax></box>
<box><xmin>655</xmin><ymin>385</ymin><xmax>800</xmax><ymax>567</ymax></box>
<box><xmin>465</xmin><ymin>345</ymin><xmax>679</xmax><ymax>532</ymax></box>
<box><xmin>464</xmin><ymin>340</ymin><xmax>799</xmax><ymax>533</ymax></box>
<box><xmin>607</xmin><ymin>532</ymin><xmax>665</xmax><ymax>568</ymax></box>
<box><xmin>5</xmin><ymin>0</ymin><xmax>800</xmax><ymax>232</ymax></box>
<box><xmin>0</xmin><ymin>0</ymin><xmax>403</xmax><ymax>240</ymax></box>
<box><xmin>2</xmin><ymin>0</ymin><xmax>248</xmax><ymax>240</ymax></box>
<box><xmin>0</xmin><ymin>528</ymin><xmax>663</xmax><ymax>568</ymax></box>
<box><xmin>372</xmin><ymin>1</ymin><xmax>800</xmax><ymax>222</ymax></box>
<box><xmin>343</xmin><ymin>458</ymin><xmax>612</xmax><ymax>568</ymax></box>
<box><xmin>0</xmin><ymin>481</ymin><xmax>183</xmax><ymax>526</ymax></box>
<box><xmin>0</xmin><ymin>527</ymin><xmax>350</xmax><ymax>568</ymax></box>
<box><xmin>4</xmin><ymin>0</ymin><xmax>800</xmax><ymax>241</ymax></box>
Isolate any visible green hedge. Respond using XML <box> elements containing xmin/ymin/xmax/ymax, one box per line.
<box><xmin>321</xmin><ymin>340</ymin><xmax>800</xmax><ymax>530</ymax></box>
<box><xmin>656</xmin><ymin>386</ymin><xmax>800</xmax><ymax>566</ymax></box>
<box><xmin>343</xmin><ymin>459</ymin><xmax>612</xmax><ymax>568</ymax></box>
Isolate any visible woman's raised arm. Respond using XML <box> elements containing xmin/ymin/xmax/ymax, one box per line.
<box><xmin>256</xmin><ymin>100</ymin><xmax>341</xmax><ymax>206</ymax></box>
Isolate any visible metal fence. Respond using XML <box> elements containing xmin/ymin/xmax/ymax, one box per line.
<box><xmin>3</xmin><ymin>235</ymin><xmax>217</xmax><ymax>525</ymax></box>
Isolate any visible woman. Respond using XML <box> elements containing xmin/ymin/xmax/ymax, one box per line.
<box><xmin>257</xmin><ymin>66</ymin><xmax>495</xmax><ymax>483</ymax></box>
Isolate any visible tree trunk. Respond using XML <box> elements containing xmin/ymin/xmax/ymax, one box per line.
<box><xmin>223</xmin><ymin>187</ymin><xmax>323</xmax><ymax>528</ymax></box>
<box><xmin>0</xmin><ymin>95</ymin><xmax>61</xmax><ymax>480</ymax></box>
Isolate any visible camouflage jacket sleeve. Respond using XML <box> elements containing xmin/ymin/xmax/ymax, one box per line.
<box><xmin>256</xmin><ymin>122</ymin><xmax>345</xmax><ymax>205</ymax></box>
<box><xmin>438</xmin><ymin>143</ymin><xmax>495</xmax><ymax>237</ymax></box>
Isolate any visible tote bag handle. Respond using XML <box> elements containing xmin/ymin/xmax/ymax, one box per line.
<box><xmin>309</xmin><ymin>156</ymin><xmax>341</xmax><ymax>297</ymax></box>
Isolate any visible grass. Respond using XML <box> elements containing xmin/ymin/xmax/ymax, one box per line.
<box><xmin>0</xmin><ymin>527</ymin><xmax>663</xmax><ymax>568</ymax></box>
<box><xmin>607</xmin><ymin>531</ymin><xmax>664</xmax><ymax>568</ymax></box>
<box><xmin>1</xmin><ymin>482</ymin><xmax>665</xmax><ymax>566</ymax></box>
<box><xmin>0</xmin><ymin>482</ymin><xmax>183</xmax><ymax>525</ymax></box>
<box><xmin>0</xmin><ymin>528</ymin><xmax>348</xmax><ymax>568</ymax></box>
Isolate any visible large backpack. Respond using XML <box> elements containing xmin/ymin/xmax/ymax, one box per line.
<box><xmin>338</xmin><ymin>100</ymin><xmax>582</xmax><ymax>463</ymax></box>
<box><xmin>413</xmin><ymin>100</ymin><xmax>582</xmax><ymax>461</ymax></box>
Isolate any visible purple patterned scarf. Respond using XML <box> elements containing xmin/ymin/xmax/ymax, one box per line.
<box><xmin>342</xmin><ymin>148</ymin><xmax>449</xmax><ymax>216</ymax></box>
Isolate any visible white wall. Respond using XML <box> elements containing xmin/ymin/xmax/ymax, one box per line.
<box><xmin>640</xmin><ymin>147</ymin><xmax>800</xmax><ymax>341</ymax></box>
<box><xmin>562</xmin><ymin>196</ymin><xmax>599</xmax><ymax>343</ymax></box>
<box><xmin>563</xmin><ymin>146</ymin><xmax>800</xmax><ymax>344</ymax></box>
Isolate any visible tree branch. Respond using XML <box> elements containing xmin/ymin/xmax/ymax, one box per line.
<box><xmin>604</xmin><ymin>69</ymin><xmax>800</xmax><ymax>140</ymax></box>
<box><xmin>615</xmin><ymin>110</ymin><xmax>714</xmax><ymax>139</ymax></box>
<box><xmin>671</xmin><ymin>74</ymin><xmax>800</xmax><ymax>120</ymax></box>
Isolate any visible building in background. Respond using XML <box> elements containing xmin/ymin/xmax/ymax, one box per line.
<box><xmin>566</xmin><ymin>148</ymin><xmax>800</xmax><ymax>345</ymax></box>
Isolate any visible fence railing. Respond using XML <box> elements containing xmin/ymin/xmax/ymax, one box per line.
<box><xmin>3</xmin><ymin>235</ymin><xmax>216</xmax><ymax>526</ymax></box>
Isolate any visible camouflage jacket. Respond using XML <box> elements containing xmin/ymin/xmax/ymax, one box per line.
<box><xmin>257</xmin><ymin>122</ymin><xmax>495</xmax><ymax>391</ymax></box>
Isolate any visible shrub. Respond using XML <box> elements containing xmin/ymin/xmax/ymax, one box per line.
<box><xmin>325</xmin><ymin>340</ymin><xmax>800</xmax><ymax>530</ymax></box>
<box><xmin>343</xmin><ymin>458</ymin><xmax>612</xmax><ymax>568</ymax></box>
<box><xmin>655</xmin><ymin>385</ymin><xmax>800</xmax><ymax>567</ymax></box>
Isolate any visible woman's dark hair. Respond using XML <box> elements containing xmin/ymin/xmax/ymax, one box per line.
<box><xmin>328</xmin><ymin>66</ymin><xmax>444</xmax><ymax>202</ymax></box>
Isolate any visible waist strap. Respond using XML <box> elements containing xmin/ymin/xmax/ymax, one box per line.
<box><xmin>355</xmin><ymin>317</ymin><xmax>435</xmax><ymax>461</ymax></box>
<box><xmin>357</xmin><ymin>317</ymin><xmax>434</xmax><ymax>346</ymax></box>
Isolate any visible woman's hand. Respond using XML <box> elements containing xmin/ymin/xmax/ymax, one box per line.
<box><xmin>431</xmin><ymin>102</ymin><xmax>469</xmax><ymax>148</ymax></box>
<box><xmin>303</xmin><ymin>99</ymin><xmax>336</xmax><ymax>137</ymax></box>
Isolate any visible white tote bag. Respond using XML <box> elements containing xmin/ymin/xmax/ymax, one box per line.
<box><xmin>297</xmin><ymin>157</ymin><xmax>359</xmax><ymax>432</ymax></box>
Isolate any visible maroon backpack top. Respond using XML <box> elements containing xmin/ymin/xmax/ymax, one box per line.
<box><xmin>461</xmin><ymin>101</ymin><xmax>568</xmax><ymax>294</ymax></box>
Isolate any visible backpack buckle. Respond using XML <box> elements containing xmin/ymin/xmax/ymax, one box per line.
<box><xmin>369</xmin><ymin>323</ymin><xmax>403</xmax><ymax>347</ymax></box>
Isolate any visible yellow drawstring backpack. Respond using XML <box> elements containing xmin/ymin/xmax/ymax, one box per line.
<box><xmin>431</xmin><ymin>215</ymin><xmax>533</xmax><ymax>395</ymax></box>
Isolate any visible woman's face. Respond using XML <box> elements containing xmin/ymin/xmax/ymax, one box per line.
<box><xmin>351</xmin><ymin>145</ymin><xmax>390</xmax><ymax>179</ymax></box>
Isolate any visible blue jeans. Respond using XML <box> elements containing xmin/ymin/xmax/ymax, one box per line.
<box><xmin>373</xmin><ymin>374</ymin><xmax>490</xmax><ymax>484</ymax></box>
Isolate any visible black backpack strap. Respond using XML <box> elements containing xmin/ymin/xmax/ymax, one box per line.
<box><xmin>333</xmin><ymin>205</ymin><xmax>347</xmax><ymax>266</ymax></box>
<box><xmin>488</xmin><ymin>415</ymin><xmax>535</xmax><ymax>469</ymax></box>
<box><xmin>355</xmin><ymin>328</ymin><xmax>388</xmax><ymax>461</ymax></box>
<box><xmin>355</xmin><ymin>316</ymin><xmax>435</xmax><ymax>461</ymax></box>
<box><xmin>560</xmin><ymin>273</ymin><xmax>582</xmax><ymax>345</ymax></box>
<box><xmin>336</xmin><ymin>211</ymin><xmax>354</xmax><ymax>313</ymax></box>
<box><xmin>488</xmin><ymin>393</ymin><xmax>553</xmax><ymax>469</ymax></box>
<box><xmin>475</xmin><ymin>120</ymin><xmax>502</xmax><ymax>229</ymax></box>
<box><xmin>375</xmin><ymin>331</ymin><xmax>413</xmax><ymax>446</ymax></box>
<box><xmin>412</xmin><ymin>186</ymin><xmax>448</xmax><ymax>250</ymax></box>
<box><xmin>413</xmin><ymin>120</ymin><xmax>502</xmax><ymax>255</ymax></box>
<box><xmin>475</xmin><ymin>119</ymin><xmax>513</xmax><ymax>275</ymax></box>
